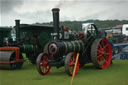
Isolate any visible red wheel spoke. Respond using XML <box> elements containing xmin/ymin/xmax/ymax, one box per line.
<box><xmin>98</xmin><ymin>58</ymin><xmax>102</xmax><ymax>65</ymax></box>
<box><xmin>69</xmin><ymin>61</ymin><xmax>74</xmax><ymax>67</ymax></box>
<box><xmin>69</xmin><ymin>67</ymin><xmax>73</xmax><ymax>74</ymax></box>
<box><xmin>102</xmin><ymin>57</ymin><xmax>105</xmax><ymax>61</ymax></box>
<box><xmin>98</xmin><ymin>49</ymin><xmax>103</xmax><ymax>54</ymax></box>
<box><xmin>44</xmin><ymin>61</ymin><xmax>47</xmax><ymax>65</ymax></box>
<box><xmin>105</xmin><ymin>60</ymin><xmax>108</xmax><ymax>64</ymax></box>
<box><xmin>72</xmin><ymin>56</ymin><xmax>75</xmax><ymax>62</ymax></box>
<box><xmin>40</xmin><ymin>62</ymin><xmax>43</xmax><ymax>65</ymax></box>
<box><xmin>41</xmin><ymin>66</ymin><xmax>45</xmax><ymax>72</ymax></box>
<box><xmin>69</xmin><ymin>56</ymin><xmax>74</xmax><ymax>67</ymax></box>
<box><xmin>99</xmin><ymin>56</ymin><xmax>105</xmax><ymax>63</ymax></box>
<box><xmin>103</xmin><ymin>44</ymin><xmax>108</xmax><ymax>49</ymax></box>
<box><xmin>44</xmin><ymin>67</ymin><xmax>47</xmax><ymax>72</ymax></box>
<box><xmin>100</xmin><ymin>56</ymin><xmax>103</xmax><ymax>61</ymax></box>
<box><xmin>44</xmin><ymin>67</ymin><xmax>48</xmax><ymax>71</ymax></box>
<box><xmin>106</xmin><ymin>53</ymin><xmax>110</xmax><ymax>55</ymax></box>
<box><xmin>42</xmin><ymin>67</ymin><xmax>45</xmax><ymax>72</ymax></box>
<box><xmin>70</xmin><ymin>57</ymin><xmax>73</xmax><ymax>62</ymax></box>
<box><xmin>99</xmin><ymin>44</ymin><xmax>103</xmax><ymax>49</ymax></box>
<box><xmin>97</xmin><ymin>54</ymin><xmax>102</xmax><ymax>59</ymax></box>
<box><xmin>44</xmin><ymin>57</ymin><xmax>48</xmax><ymax>62</ymax></box>
<box><xmin>99</xmin><ymin>57</ymin><xmax>105</xmax><ymax>65</ymax></box>
<box><xmin>101</xmin><ymin>40</ymin><xmax>104</xmax><ymax>47</ymax></box>
<box><xmin>97</xmin><ymin>52</ymin><xmax>102</xmax><ymax>56</ymax></box>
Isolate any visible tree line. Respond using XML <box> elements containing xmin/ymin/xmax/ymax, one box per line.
<box><xmin>36</xmin><ymin>20</ymin><xmax>128</xmax><ymax>31</ymax></box>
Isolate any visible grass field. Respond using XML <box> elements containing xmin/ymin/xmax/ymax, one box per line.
<box><xmin>0</xmin><ymin>59</ymin><xmax>128</xmax><ymax>85</ymax></box>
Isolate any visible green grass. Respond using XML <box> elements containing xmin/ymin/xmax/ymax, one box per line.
<box><xmin>0</xmin><ymin>60</ymin><xmax>128</xmax><ymax>85</ymax></box>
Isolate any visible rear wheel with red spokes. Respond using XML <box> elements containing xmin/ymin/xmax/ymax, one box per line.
<box><xmin>65</xmin><ymin>52</ymin><xmax>79</xmax><ymax>76</ymax></box>
<box><xmin>91</xmin><ymin>38</ymin><xmax>112</xmax><ymax>69</ymax></box>
<box><xmin>36</xmin><ymin>53</ymin><xmax>51</xmax><ymax>75</ymax></box>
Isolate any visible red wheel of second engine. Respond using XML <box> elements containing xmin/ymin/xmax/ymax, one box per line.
<box><xmin>36</xmin><ymin>53</ymin><xmax>51</xmax><ymax>75</ymax></box>
<box><xmin>65</xmin><ymin>52</ymin><xmax>79</xmax><ymax>76</ymax></box>
<box><xmin>91</xmin><ymin>38</ymin><xmax>112</xmax><ymax>69</ymax></box>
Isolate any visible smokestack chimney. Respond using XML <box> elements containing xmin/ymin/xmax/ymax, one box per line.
<box><xmin>15</xmin><ymin>20</ymin><xmax>20</xmax><ymax>41</ymax></box>
<box><xmin>52</xmin><ymin>8</ymin><xmax>60</xmax><ymax>40</ymax></box>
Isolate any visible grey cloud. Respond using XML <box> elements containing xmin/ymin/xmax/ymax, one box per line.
<box><xmin>1</xmin><ymin>0</ymin><xmax>23</xmax><ymax>14</ymax></box>
<box><xmin>19</xmin><ymin>10</ymin><xmax>52</xmax><ymax>23</ymax></box>
<box><xmin>1</xmin><ymin>0</ymin><xmax>128</xmax><ymax>26</ymax></box>
<box><xmin>55</xmin><ymin>0</ymin><xmax>77</xmax><ymax>8</ymax></box>
<box><xmin>59</xmin><ymin>0</ymin><xmax>128</xmax><ymax>20</ymax></box>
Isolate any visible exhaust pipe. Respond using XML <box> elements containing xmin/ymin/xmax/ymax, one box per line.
<box><xmin>52</xmin><ymin>8</ymin><xmax>60</xmax><ymax>40</ymax></box>
<box><xmin>15</xmin><ymin>20</ymin><xmax>20</xmax><ymax>41</ymax></box>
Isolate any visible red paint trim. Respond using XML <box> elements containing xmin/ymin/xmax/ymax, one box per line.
<box><xmin>0</xmin><ymin>47</ymin><xmax>23</xmax><ymax>63</ymax></box>
<box><xmin>49</xmin><ymin>43</ymin><xmax>57</xmax><ymax>55</ymax></box>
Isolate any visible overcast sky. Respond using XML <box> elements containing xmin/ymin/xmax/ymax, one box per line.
<box><xmin>0</xmin><ymin>0</ymin><xmax>128</xmax><ymax>26</ymax></box>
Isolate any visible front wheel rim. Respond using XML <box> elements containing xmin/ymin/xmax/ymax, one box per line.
<box><xmin>97</xmin><ymin>38</ymin><xmax>112</xmax><ymax>69</ymax></box>
<box><xmin>40</xmin><ymin>53</ymin><xmax>51</xmax><ymax>75</ymax></box>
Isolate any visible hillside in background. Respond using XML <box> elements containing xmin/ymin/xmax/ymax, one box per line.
<box><xmin>35</xmin><ymin>20</ymin><xmax>128</xmax><ymax>31</ymax></box>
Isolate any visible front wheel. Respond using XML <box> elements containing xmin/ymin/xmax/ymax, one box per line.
<box><xmin>36</xmin><ymin>53</ymin><xmax>51</xmax><ymax>75</ymax></box>
<box><xmin>65</xmin><ymin>52</ymin><xmax>79</xmax><ymax>76</ymax></box>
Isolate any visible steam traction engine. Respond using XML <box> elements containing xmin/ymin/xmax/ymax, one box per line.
<box><xmin>0</xmin><ymin>20</ymin><xmax>54</xmax><ymax>69</ymax></box>
<box><xmin>36</xmin><ymin>8</ymin><xmax>112</xmax><ymax>76</ymax></box>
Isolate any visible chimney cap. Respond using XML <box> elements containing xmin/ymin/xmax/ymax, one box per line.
<box><xmin>15</xmin><ymin>19</ymin><xmax>20</xmax><ymax>22</ymax></box>
<box><xmin>52</xmin><ymin>8</ymin><xmax>60</xmax><ymax>12</ymax></box>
